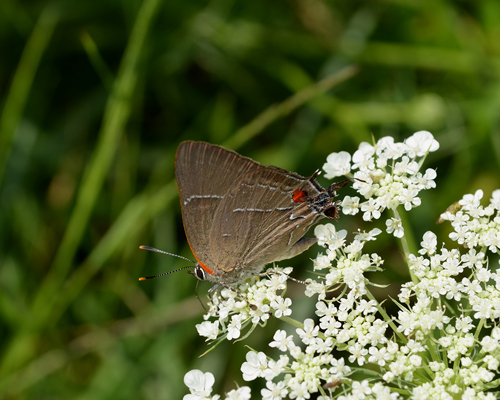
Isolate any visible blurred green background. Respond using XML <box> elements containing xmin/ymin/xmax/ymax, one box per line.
<box><xmin>1</xmin><ymin>0</ymin><xmax>499</xmax><ymax>398</ymax></box>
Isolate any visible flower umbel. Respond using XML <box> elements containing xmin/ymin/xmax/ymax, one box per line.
<box><xmin>325</xmin><ymin>130</ymin><xmax>439</xmax><ymax>238</ymax></box>
<box><xmin>185</xmin><ymin>132</ymin><xmax>500</xmax><ymax>400</ymax></box>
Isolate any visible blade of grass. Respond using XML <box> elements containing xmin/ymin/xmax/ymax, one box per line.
<box><xmin>0</xmin><ymin>7</ymin><xmax>58</xmax><ymax>189</ymax></box>
<box><xmin>80</xmin><ymin>30</ymin><xmax>115</xmax><ymax>92</ymax></box>
<box><xmin>222</xmin><ymin>65</ymin><xmax>359</xmax><ymax>150</ymax></box>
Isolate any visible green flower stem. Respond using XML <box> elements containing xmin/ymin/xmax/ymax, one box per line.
<box><xmin>279</xmin><ymin>315</ymin><xmax>304</xmax><ymax>330</ymax></box>
<box><xmin>425</xmin><ymin>337</ymin><xmax>442</xmax><ymax>364</ymax></box>
<box><xmin>366</xmin><ymin>289</ymin><xmax>407</xmax><ymax>344</ymax></box>
<box><xmin>392</xmin><ymin>207</ymin><xmax>418</xmax><ymax>284</ymax></box>
<box><xmin>484</xmin><ymin>378</ymin><xmax>500</xmax><ymax>390</ymax></box>
<box><xmin>474</xmin><ymin>318</ymin><xmax>485</xmax><ymax>342</ymax></box>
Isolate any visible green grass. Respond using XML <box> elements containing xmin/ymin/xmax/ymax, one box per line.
<box><xmin>0</xmin><ymin>0</ymin><xmax>499</xmax><ymax>398</ymax></box>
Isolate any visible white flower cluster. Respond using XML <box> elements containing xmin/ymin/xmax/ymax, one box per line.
<box><xmin>196</xmin><ymin>267</ymin><xmax>293</xmax><ymax>342</ymax></box>
<box><xmin>310</xmin><ymin>223</ymin><xmax>383</xmax><ymax>300</ymax></box>
<box><xmin>324</xmin><ymin>131</ymin><xmax>439</xmax><ymax>238</ymax></box>
<box><xmin>384</xmin><ymin>189</ymin><xmax>500</xmax><ymax>398</ymax></box>
<box><xmin>441</xmin><ymin>189</ymin><xmax>500</xmax><ymax>253</ymax></box>
<box><xmin>184</xmin><ymin>132</ymin><xmax>500</xmax><ymax>400</ymax></box>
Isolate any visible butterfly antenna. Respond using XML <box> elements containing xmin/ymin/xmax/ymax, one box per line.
<box><xmin>139</xmin><ymin>265</ymin><xmax>195</xmax><ymax>281</ymax></box>
<box><xmin>139</xmin><ymin>245</ymin><xmax>195</xmax><ymax>263</ymax></box>
<box><xmin>139</xmin><ymin>245</ymin><xmax>196</xmax><ymax>281</ymax></box>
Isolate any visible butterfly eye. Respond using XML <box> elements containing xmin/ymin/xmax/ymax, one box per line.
<box><xmin>193</xmin><ymin>265</ymin><xmax>207</xmax><ymax>281</ymax></box>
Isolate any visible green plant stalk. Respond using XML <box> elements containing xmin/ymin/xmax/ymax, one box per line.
<box><xmin>392</xmin><ymin>207</ymin><xmax>418</xmax><ymax>284</ymax></box>
<box><xmin>223</xmin><ymin>65</ymin><xmax>359</xmax><ymax>150</ymax></box>
<box><xmin>79</xmin><ymin>30</ymin><xmax>115</xmax><ymax>91</ymax></box>
<box><xmin>279</xmin><ymin>315</ymin><xmax>304</xmax><ymax>330</ymax></box>
<box><xmin>365</xmin><ymin>289</ymin><xmax>407</xmax><ymax>344</ymax></box>
<box><xmin>0</xmin><ymin>8</ymin><xmax>58</xmax><ymax>189</ymax></box>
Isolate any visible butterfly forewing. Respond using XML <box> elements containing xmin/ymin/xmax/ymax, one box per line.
<box><xmin>175</xmin><ymin>141</ymin><xmax>255</xmax><ymax>271</ymax></box>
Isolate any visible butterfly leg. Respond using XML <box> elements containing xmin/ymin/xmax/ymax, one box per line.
<box><xmin>207</xmin><ymin>283</ymin><xmax>257</xmax><ymax>311</ymax></box>
<box><xmin>258</xmin><ymin>269</ymin><xmax>310</xmax><ymax>286</ymax></box>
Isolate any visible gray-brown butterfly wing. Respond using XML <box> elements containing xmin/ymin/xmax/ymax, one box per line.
<box><xmin>175</xmin><ymin>141</ymin><xmax>257</xmax><ymax>274</ymax></box>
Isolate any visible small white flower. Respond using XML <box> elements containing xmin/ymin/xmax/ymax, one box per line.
<box><xmin>422</xmin><ymin>168</ymin><xmax>437</xmax><ymax>188</ymax></box>
<box><xmin>342</xmin><ymin>195</ymin><xmax>360</xmax><ymax>215</ymax></box>
<box><xmin>314</xmin><ymin>223</ymin><xmax>347</xmax><ymax>249</ymax></box>
<box><xmin>354</xmin><ymin>228</ymin><xmax>382</xmax><ymax>242</ymax></box>
<box><xmin>225</xmin><ymin>387</ymin><xmax>251</xmax><ymax>400</ymax></box>
<box><xmin>375</xmin><ymin>136</ymin><xmax>396</xmax><ymax>155</ymax></box>
<box><xmin>270</xmin><ymin>297</ymin><xmax>292</xmax><ymax>318</ymax></box>
<box><xmin>371</xmin><ymin>382</ymin><xmax>400</xmax><ymax>399</ymax></box>
<box><xmin>459</xmin><ymin>189</ymin><xmax>483</xmax><ymax>210</ymax></box>
<box><xmin>491</xmin><ymin>189</ymin><xmax>500</xmax><ymax>210</ymax></box>
<box><xmin>262</xmin><ymin>355</ymin><xmax>288</xmax><ymax>381</ymax></box>
<box><xmin>323</xmin><ymin>151</ymin><xmax>352</xmax><ymax>178</ymax></box>
<box><xmin>368</xmin><ymin>346</ymin><xmax>391</xmax><ymax>366</ymax></box>
<box><xmin>357</xmin><ymin>299</ymin><xmax>378</xmax><ymax>315</ymax></box>
<box><xmin>455</xmin><ymin>316</ymin><xmax>474</xmax><ymax>333</ymax></box>
<box><xmin>473</xmin><ymin>298</ymin><xmax>493</xmax><ymax>319</ymax></box>
<box><xmin>304</xmin><ymin>279</ymin><xmax>327</xmax><ymax>298</ymax></box>
<box><xmin>330</xmin><ymin>357</ymin><xmax>351</xmax><ymax>376</ymax></box>
<box><xmin>307</xmin><ymin>337</ymin><xmax>334</xmax><ymax>354</ymax></box>
<box><xmin>261</xmin><ymin>380</ymin><xmax>288</xmax><ymax>400</ymax></box>
<box><xmin>409</xmin><ymin>354</ymin><xmax>422</xmax><ymax>367</ymax></box>
<box><xmin>241</xmin><ymin>351</ymin><xmax>267</xmax><ymax>381</ymax></box>
<box><xmin>386</xmin><ymin>217</ymin><xmax>404</xmax><ymax>238</ymax></box>
<box><xmin>196</xmin><ymin>321</ymin><xmax>220</xmax><ymax>340</ymax></box>
<box><xmin>184</xmin><ymin>370</ymin><xmax>218</xmax><ymax>400</ymax></box>
<box><xmin>484</xmin><ymin>355</ymin><xmax>500</xmax><ymax>370</ymax></box>
<box><xmin>361</xmin><ymin>198</ymin><xmax>381</xmax><ymax>221</ymax></box>
<box><xmin>393</xmin><ymin>156</ymin><xmax>419</xmax><ymax>176</ymax></box>
<box><xmin>481</xmin><ymin>336</ymin><xmax>499</xmax><ymax>353</ymax></box>
<box><xmin>296</xmin><ymin>319</ymin><xmax>319</xmax><ymax>345</ymax></box>
<box><xmin>352</xmin><ymin>142</ymin><xmax>375</xmax><ymax>170</ymax></box>
<box><xmin>476</xmin><ymin>267</ymin><xmax>491</xmax><ymax>282</ymax></box>
<box><xmin>227</xmin><ymin>314</ymin><xmax>243</xmax><ymax>340</ymax></box>
<box><xmin>314</xmin><ymin>254</ymin><xmax>332</xmax><ymax>271</ymax></box>
<box><xmin>419</xmin><ymin>231</ymin><xmax>437</xmax><ymax>255</ymax></box>
<box><xmin>269</xmin><ymin>329</ymin><xmax>294</xmax><ymax>351</ymax></box>
<box><xmin>288</xmin><ymin>381</ymin><xmax>311</xmax><ymax>400</ymax></box>
<box><xmin>348</xmin><ymin>343</ymin><xmax>368</xmax><ymax>366</ymax></box>
<box><xmin>351</xmin><ymin>380</ymin><xmax>372</xmax><ymax>399</ymax></box>
<box><xmin>405</xmin><ymin>130</ymin><xmax>439</xmax><ymax>157</ymax></box>
<box><xmin>249</xmin><ymin>303</ymin><xmax>271</xmax><ymax>324</ymax></box>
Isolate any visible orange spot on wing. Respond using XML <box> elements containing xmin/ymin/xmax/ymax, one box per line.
<box><xmin>292</xmin><ymin>189</ymin><xmax>307</xmax><ymax>203</ymax></box>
